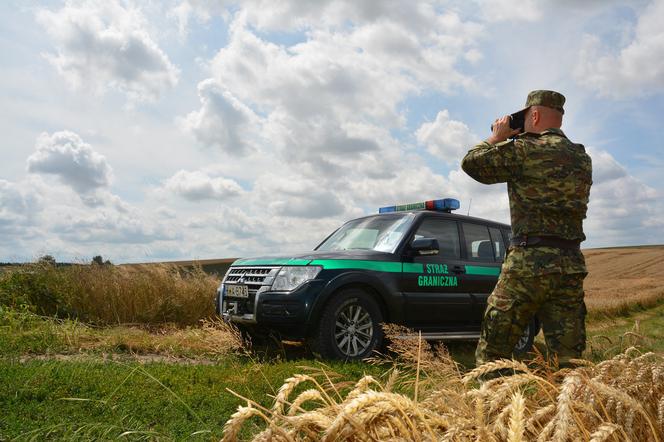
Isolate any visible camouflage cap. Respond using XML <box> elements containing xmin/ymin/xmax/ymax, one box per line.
<box><xmin>524</xmin><ymin>90</ymin><xmax>565</xmax><ymax>114</ymax></box>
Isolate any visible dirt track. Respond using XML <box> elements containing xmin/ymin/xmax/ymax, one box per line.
<box><xmin>583</xmin><ymin>245</ymin><xmax>664</xmax><ymax>312</ymax></box>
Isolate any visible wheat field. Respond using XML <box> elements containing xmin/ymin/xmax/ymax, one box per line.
<box><xmin>583</xmin><ymin>246</ymin><xmax>664</xmax><ymax>314</ymax></box>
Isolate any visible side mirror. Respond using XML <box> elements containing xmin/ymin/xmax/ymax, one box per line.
<box><xmin>411</xmin><ymin>237</ymin><xmax>439</xmax><ymax>256</ymax></box>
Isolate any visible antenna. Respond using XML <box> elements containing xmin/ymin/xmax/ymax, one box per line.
<box><xmin>467</xmin><ymin>198</ymin><xmax>472</xmax><ymax>216</ymax></box>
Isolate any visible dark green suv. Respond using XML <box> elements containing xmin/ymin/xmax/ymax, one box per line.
<box><xmin>216</xmin><ymin>198</ymin><xmax>539</xmax><ymax>359</ymax></box>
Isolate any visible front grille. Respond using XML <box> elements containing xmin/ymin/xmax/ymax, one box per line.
<box><xmin>221</xmin><ymin>266</ymin><xmax>280</xmax><ymax>317</ymax></box>
<box><xmin>224</xmin><ymin>267</ymin><xmax>274</xmax><ymax>286</ymax></box>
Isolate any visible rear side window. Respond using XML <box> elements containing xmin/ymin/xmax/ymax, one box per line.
<box><xmin>489</xmin><ymin>227</ymin><xmax>505</xmax><ymax>261</ymax></box>
<box><xmin>462</xmin><ymin>223</ymin><xmax>494</xmax><ymax>262</ymax></box>
<box><xmin>412</xmin><ymin>218</ymin><xmax>461</xmax><ymax>259</ymax></box>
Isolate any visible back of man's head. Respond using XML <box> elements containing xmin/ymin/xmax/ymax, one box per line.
<box><xmin>525</xmin><ymin>105</ymin><xmax>563</xmax><ymax>133</ymax></box>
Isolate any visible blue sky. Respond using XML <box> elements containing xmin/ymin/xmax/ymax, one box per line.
<box><xmin>1</xmin><ymin>0</ymin><xmax>663</xmax><ymax>263</ymax></box>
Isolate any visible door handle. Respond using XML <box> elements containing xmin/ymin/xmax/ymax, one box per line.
<box><xmin>452</xmin><ymin>265</ymin><xmax>466</xmax><ymax>274</ymax></box>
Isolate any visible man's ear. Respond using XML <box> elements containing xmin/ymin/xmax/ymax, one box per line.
<box><xmin>531</xmin><ymin>108</ymin><xmax>540</xmax><ymax>125</ymax></box>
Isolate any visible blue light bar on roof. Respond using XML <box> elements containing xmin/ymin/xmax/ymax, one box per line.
<box><xmin>379</xmin><ymin>198</ymin><xmax>460</xmax><ymax>213</ymax></box>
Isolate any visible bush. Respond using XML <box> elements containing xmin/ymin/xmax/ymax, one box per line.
<box><xmin>0</xmin><ymin>263</ymin><xmax>72</xmax><ymax>316</ymax></box>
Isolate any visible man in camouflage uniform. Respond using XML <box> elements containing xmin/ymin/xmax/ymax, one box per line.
<box><xmin>461</xmin><ymin>90</ymin><xmax>592</xmax><ymax>368</ymax></box>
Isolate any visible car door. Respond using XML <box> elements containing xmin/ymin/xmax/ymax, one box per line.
<box><xmin>459</xmin><ymin>222</ymin><xmax>505</xmax><ymax>326</ymax></box>
<box><xmin>401</xmin><ymin>217</ymin><xmax>474</xmax><ymax>332</ymax></box>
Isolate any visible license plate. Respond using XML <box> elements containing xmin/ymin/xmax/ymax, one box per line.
<box><xmin>226</xmin><ymin>284</ymin><xmax>249</xmax><ymax>298</ymax></box>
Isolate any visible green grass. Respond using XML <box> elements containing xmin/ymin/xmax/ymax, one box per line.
<box><xmin>0</xmin><ymin>356</ymin><xmax>385</xmax><ymax>440</ymax></box>
<box><xmin>585</xmin><ymin>299</ymin><xmax>664</xmax><ymax>359</ymax></box>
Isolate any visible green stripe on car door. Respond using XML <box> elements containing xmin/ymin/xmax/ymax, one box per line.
<box><xmin>308</xmin><ymin>260</ymin><xmax>403</xmax><ymax>272</ymax></box>
<box><xmin>465</xmin><ymin>265</ymin><xmax>501</xmax><ymax>276</ymax></box>
<box><xmin>402</xmin><ymin>263</ymin><xmax>424</xmax><ymax>273</ymax></box>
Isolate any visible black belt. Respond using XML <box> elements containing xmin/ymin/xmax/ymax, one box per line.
<box><xmin>510</xmin><ymin>235</ymin><xmax>581</xmax><ymax>250</ymax></box>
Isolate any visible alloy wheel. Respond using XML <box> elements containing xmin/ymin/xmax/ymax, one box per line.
<box><xmin>334</xmin><ymin>304</ymin><xmax>374</xmax><ymax>357</ymax></box>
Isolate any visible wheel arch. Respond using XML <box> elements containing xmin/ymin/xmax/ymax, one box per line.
<box><xmin>306</xmin><ymin>273</ymin><xmax>397</xmax><ymax>336</ymax></box>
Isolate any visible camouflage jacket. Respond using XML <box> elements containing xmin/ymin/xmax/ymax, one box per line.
<box><xmin>461</xmin><ymin>128</ymin><xmax>592</xmax><ymax>276</ymax></box>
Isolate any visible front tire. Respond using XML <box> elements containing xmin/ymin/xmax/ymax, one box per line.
<box><xmin>311</xmin><ymin>288</ymin><xmax>384</xmax><ymax>360</ymax></box>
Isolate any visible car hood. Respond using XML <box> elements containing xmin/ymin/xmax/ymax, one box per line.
<box><xmin>231</xmin><ymin>249</ymin><xmax>398</xmax><ymax>267</ymax></box>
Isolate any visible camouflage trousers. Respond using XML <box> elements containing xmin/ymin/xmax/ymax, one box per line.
<box><xmin>475</xmin><ymin>271</ymin><xmax>587</xmax><ymax>367</ymax></box>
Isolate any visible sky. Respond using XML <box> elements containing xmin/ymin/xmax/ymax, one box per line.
<box><xmin>1</xmin><ymin>0</ymin><xmax>663</xmax><ymax>263</ymax></box>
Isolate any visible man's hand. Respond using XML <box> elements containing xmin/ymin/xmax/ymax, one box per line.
<box><xmin>487</xmin><ymin>115</ymin><xmax>521</xmax><ymax>145</ymax></box>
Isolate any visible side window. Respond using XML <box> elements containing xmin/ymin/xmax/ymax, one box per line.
<box><xmin>501</xmin><ymin>229</ymin><xmax>513</xmax><ymax>250</ymax></box>
<box><xmin>488</xmin><ymin>227</ymin><xmax>505</xmax><ymax>261</ymax></box>
<box><xmin>412</xmin><ymin>218</ymin><xmax>461</xmax><ymax>259</ymax></box>
<box><xmin>462</xmin><ymin>223</ymin><xmax>494</xmax><ymax>262</ymax></box>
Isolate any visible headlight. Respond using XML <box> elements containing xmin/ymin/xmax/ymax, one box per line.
<box><xmin>271</xmin><ymin>266</ymin><xmax>322</xmax><ymax>291</ymax></box>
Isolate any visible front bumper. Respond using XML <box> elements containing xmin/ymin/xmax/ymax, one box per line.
<box><xmin>218</xmin><ymin>278</ymin><xmax>326</xmax><ymax>338</ymax></box>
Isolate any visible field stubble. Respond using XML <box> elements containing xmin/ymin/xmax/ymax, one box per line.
<box><xmin>583</xmin><ymin>246</ymin><xmax>664</xmax><ymax>316</ymax></box>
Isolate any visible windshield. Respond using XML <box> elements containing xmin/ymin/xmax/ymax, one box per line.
<box><xmin>316</xmin><ymin>214</ymin><xmax>414</xmax><ymax>253</ymax></box>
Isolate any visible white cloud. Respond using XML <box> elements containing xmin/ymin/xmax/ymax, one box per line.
<box><xmin>575</xmin><ymin>0</ymin><xmax>664</xmax><ymax>98</ymax></box>
<box><xmin>253</xmin><ymin>173</ymin><xmax>346</xmax><ymax>219</ymax></box>
<box><xmin>170</xmin><ymin>0</ymin><xmax>233</xmax><ymax>36</ymax></box>
<box><xmin>262</xmin><ymin>109</ymin><xmax>389</xmax><ymax>178</ymax></box>
<box><xmin>163</xmin><ymin>169</ymin><xmax>243</xmax><ymax>201</ymax></box>
<box><xmin>182</xmin><ymin>8</ymin><xmax>483</xmax><ymax>188</ymax></box>
<box><xmin>206</xmin><ymin>204</ymin><xmax>344</xmax><ymax>257</ymax></box>
<box><xmin>79</xmin><ymin>190</ymin><xmax>131</xmax><ymax>212</ymax></box>
<box><xmin>27</xmin><ymin>131</ymin><xmax>113</xmax><ymax>194</ymax></box>
<box><xmin>477</xmin><ymin>0</ymin><xmax>542</xmax><ymax>22</ymax></box>
<box><xmin>416</xmin><ymin>110</ymin><xmax>479</xmax><ymax>163</ymax></box>
<box><xmin>50</xmin><ymin>207</ymin><xmax>179</xmax><ymax>245</ymax></box>
<box><xmin>176</xmin><ymin>0</ymin><xmax>482</xmax><ymax>38</ymax></box>
<box><xmin>0</xmin><ymin>179</ymin><xmax>43</xmax><ymax>239</ymax></box>
<box><xmin>210</xmin><ymin>11</ymin><xmax>481</xmax><ymax>113</ymax></box>
<box><xmin>588</xmin><ymin>148</ymin><xmax>628</xmax><ymax>184</ymax></box>
<box><xmin>171</xmin><ymin>5</ymin><xmax>500</xmax><ymax>257</ymax></box>
<box><xmin>37</xmin><ymin>0</ymin><xmax>179</xmax><ymax>102</ymax></box>
<box><xmin>585</xmin><ymin>147</ymin><xmax>662</xmax><ymax>245</ymax></box>
<box><xmin>180</xmin><ymin>79</ymin><xmax>263</xmax><ymax>155</ymax></box>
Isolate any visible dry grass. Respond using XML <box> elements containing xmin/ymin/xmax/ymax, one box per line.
<box><xmin>223</xmin><ymin>329</ymin><xmax>664</xmax><ymax>441</ymax></box>
<box><xmin>0</xmin><ymin>262</ymin><xmax>218</xmax><ymax>325</ymax></box>
<box><xmin>1</xmin><ymin>306</ymin><xmax>246</xmax><ymax>360</ymax></box>
<box><xmin>62</xmin><ymin>263</ymin><xmax>218</xmax><ymax>325</ymax></box>
<box><xmin>583</xmin><ymin>246</ymin><xmax>664</xmax><ymax>315</ymax></box>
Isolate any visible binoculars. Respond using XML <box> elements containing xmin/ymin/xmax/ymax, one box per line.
<box><xmin>490</xmin><ymin>110</ymin><xmax>526</xmax><ymax>133</ymax></box>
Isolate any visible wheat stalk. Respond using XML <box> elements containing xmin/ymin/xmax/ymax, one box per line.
<box><xmin>463</xmin><ymin>359</ymin><xmax>530</xmax><ymax>384</ymax></box>
<box><xmin>526</xmin><ymin>403</ymin><xmax>555</xmax><ymax>434</ymax></box>
<box><xmin>346</xmin><ymin>375</ymin><xmax>382</xmax><ymax>402</ymax></box>
<box><xmin>222</xmin><ymin>405</ymin><xmax>264</xmax><ymax>442</ymax></box>
<box><xmin>287</xmin><ymin>410</ymin><xmax>333</xmax><ymax>433</ymax></box>
<box><xmin>273</xmin><ymin>375</ymin><xmax>319</xmax><ymax>415</ymax></box>
<box><xmin>287</xmin><ymin>389</ymin><xmax>325</xmax><ymax>416</ymax></box>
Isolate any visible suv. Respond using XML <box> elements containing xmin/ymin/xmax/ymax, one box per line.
<box><xmin>216</xmin><ymin>198</ymin><xmax>539</xmax><ymax>359</ymax></box>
